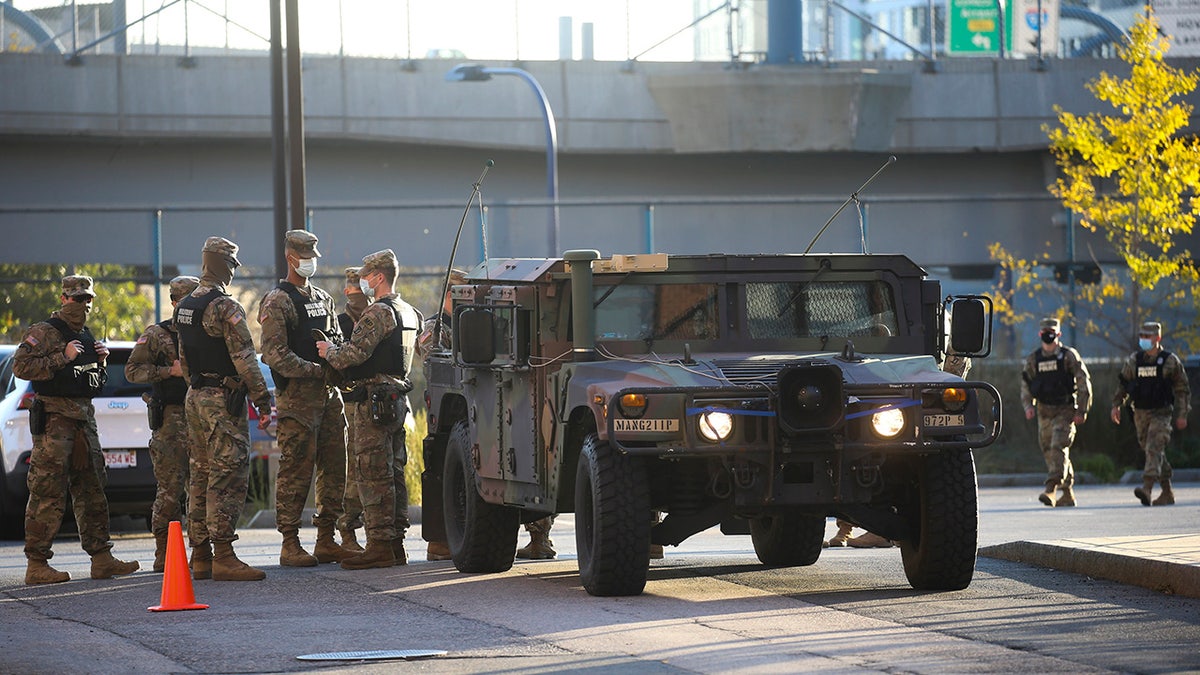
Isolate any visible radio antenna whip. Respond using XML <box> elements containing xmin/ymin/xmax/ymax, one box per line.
<box><xmin>433</xmin><ymin>159</ymin><xmax>494</xmax><ymax>350</ymax></box>
<box><xmin>803</xmin><ymin>155</ymin><xmax>896</xmax><ymax>255</ymax></box>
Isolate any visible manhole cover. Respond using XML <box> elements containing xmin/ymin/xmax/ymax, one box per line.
<box><xmin>296</xmin><ymin>649</ymin><xmax>447</xmax><ymax>661</ymax></box>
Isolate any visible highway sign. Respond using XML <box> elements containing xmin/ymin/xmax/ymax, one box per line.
<box><xmin>947</xmin><ymin>0</ymin><xmax>1013</xmax><ymax>55</ymax></box>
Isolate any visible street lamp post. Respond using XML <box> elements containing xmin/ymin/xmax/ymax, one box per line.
<box><xmin>446</xmin><ymin>64</ymin><xmax>560</xmax><ymax>257</ymax></box>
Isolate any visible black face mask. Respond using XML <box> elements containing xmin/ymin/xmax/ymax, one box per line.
<box><xmin>1040</xmin><ymin>331</ymin><xmax>1057</xmax><ymax>345</ymax></box>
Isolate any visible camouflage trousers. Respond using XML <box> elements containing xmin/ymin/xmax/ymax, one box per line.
<box><xmin>348</xmin><ymin>398</ymin><xmax>408</xmax><ymax>542</ymax></box>
<box><xmin>1133</xmin><ymin>408</ymin><xmax>1174</xmax><ymax>481</ymax></box>
<box><xmin>185</xmin><ymin>387</ymin><xmax>250</xmax><ymax>546</ymax></box>
<box><xmin>149</xmin><ymin>403</ymin><xmax>189</xmax><ymax>538</ymax></box>
<box><xmin>274</xmin><ymin>382</ymin><xmax>347</xmax><ymax>534</ymax></box>
<box><xmin>1037</xmin><ymin>403</ymin><xmax>1077</xmax><ymax>487</ymax></box>
<box><xmin>24</xmin><ymin>413</ymin><xmax>113</xmax><ymax>561</ymax></box>
<box><xmin>338</xmin><ymin>404</ymin><xmax>364</xmax><ymax>532</ymax></box>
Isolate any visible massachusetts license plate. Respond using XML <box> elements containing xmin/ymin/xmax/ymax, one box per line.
<box><xmin>104</xmin><ymin>451</ymin><xmax>137</xmax><ymax>469</ymax></box>
<box><xmin>614</xmin><ymin>418</ymin><xmax>679</xmax><ymax>432</ymax></box>
<box><xmin>923</xmin><ymin>414</ymin><xmax>965</xmax><ymax>427</ymax></box>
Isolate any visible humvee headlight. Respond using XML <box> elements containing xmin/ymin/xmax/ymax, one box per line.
<box><xmin>941</xmin><ymin>387</ymin><xmax>968</xmax><ymax>412</ymax></box>
<box><xmin>871</xmin><ymin>408</ymin><xmax>906</xmax><ymax>438</ymax></box>
<box><xmin>618</xmin><ymin>393</ymin><xmax>647</xmax><ymax>418</ymax></box>
<box><xmin>698</xmin><ymin>411</ymin><xmax>734</xmax><ymax>442</ymax></box>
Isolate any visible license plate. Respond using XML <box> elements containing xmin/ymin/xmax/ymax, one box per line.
<box><xmin>923</xmin><ymin>414</ymin><xmax>965</xmax><ymax>427</ymax></box>
<box><xmin>104</xmin><ymin>451</ymin><xmax>137</xmax><ymax>468</ymax></box>
<box><xmin>614</xmin><ymin>418</ymin><xmax>679</xmax><ymax>432</ymax></box>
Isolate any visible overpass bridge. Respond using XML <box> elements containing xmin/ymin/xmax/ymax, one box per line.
<box><xmin>2</xmin><ymin>51</ymin><xmax>1198</xmax><ymax>278</ymax></box>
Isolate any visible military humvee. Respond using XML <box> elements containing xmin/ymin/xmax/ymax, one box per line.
<box><xmin>421</xmin><ymin>250</ymin><xmax>1001</xmax><ymax>596</ymax></box>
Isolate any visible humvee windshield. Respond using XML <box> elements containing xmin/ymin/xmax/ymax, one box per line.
<box><xmin>592</xmin><ymin>279</ymin><xmax>899</xmax><ymax>342</ymax></box>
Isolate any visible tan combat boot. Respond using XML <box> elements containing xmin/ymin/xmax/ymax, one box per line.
<box><xmin>848</xmin><ymin>532</ymin><xmax>895</xmax><ymax>548</ymax></box>
<box><xmin>1134</xmin><ymin>477</ymin><xmax>1155</xmax><ymax>506</ymax></box>
<box><xmin>1057</xmin><ymin>485</ymin><xmax>1076</xmax><ymax>507</ymax></box>
<box><xmin>1152</xmin><ymin>479</ymin><xmax>1175</xmax><ymax>506</ymax></box>
<box><xmin>340</xmin><ymin>538</ymin><xmax>396</xmax><ymax>570</ymax></box>
<box><xmin>279</xmin><ymin>533</ymin><xmax>318</xmax><ymax>567</ymax></box>
<box><xmin>314</xmin><ymin>525</ymin><xmax>356</xmax><ymax>563</ymax></box>
<box><xmin>190</xmin><ymin>541</ymin><xmax>213</xmax><ymax>580</ymax></box>
<box><xmin>90</xmin><ymin>549</ymin><xmax>140</xmax><ymax>579</ymax></box>
<box><xmin>649</xmin><ymin>543</ymin><xmax>665</xmax><ymax>559</ymax></box>
<box><xmin>426</xmin><ymin>540</ymin><xmax>452</xmax><ymax>561</ymax></box>
<box><xmin>25</xmin><ymin>559</ymin><xmax>70</xmax><ymax>585</ymax></box>
<box><xmin>516</xmin><ymin>532</ymin><xmax>557</xmax><ymax>560</ymax></box>
<box><xmin>1038</xmin><ymin>482</ymin><xmax>1058</xmax><ymax>507</ymax></box>
<box><xmin>212</xmin><ymin>541</ymin><xmax>266</xmax><ymax>581</ymax></box>
<box><xmin>339</xmin><ymin>527</ymin><xmax>365</xmax><ymax>553</ymax></box>
<box><xmin>153</xmin><ymin>532</ymin><xmax>168</xmax><ymax>573</ymax></box>
<box><xmin>825</xmin><ymin>520</ymin><xmax>854</xmax><ymax>547</ymax></box>
<box><xmin>391</xmin><ymin>538</ymin><xmax>408</xmax><ymax>566</ymax></box>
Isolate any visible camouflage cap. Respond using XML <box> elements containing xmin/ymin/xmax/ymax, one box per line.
<box><xmin>1139</xmin><ymin>321</ymin><xmax>1162</xmax><ymax>336</ymax></box>
<box><xmin>344</xmin><ymin>266</ymin><xmax>362</xmax><ymax>288</ymax></box>
<box><xmin>449</xmin><ymin>268</ymin><xmax>468</xmax><ymax>285</ymax></box>
<box><xmin>360</xmin><ymin>249</ymin><xmax>398</xmax><ymax>275</ymax></box>
<box><xmin>202</xmin><ymin>236</ymin><xmax>241</xmax><ymax>266</ymax></box>
<box><xmin>1039</xmin><ymin>317</ymin><xmax>1060</xmax><ymax>332</ymax></box>
<box><xmin>61</xmin><ymin>275</ymin><xmax>95</xmax><ymax>299</ymax></box>
<box><xmin>284</xmin><ymin>229</ymin><xmax>321</xmax><ymax>258</ymax></box>
<box><xmin>168</xmin><ymin>275</ymin><xmax>200</xmax><ymax>301</ymax></box>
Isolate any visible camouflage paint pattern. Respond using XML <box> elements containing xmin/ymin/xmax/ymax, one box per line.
<box><xmin>346</xmin><ymin>399</ymin><xmax>408</xmax><ymax>541</ymax></box>
<box><xmin>258</xmin><ymin>282</ymin><xmax>347</xmax><ymax>534</ymax></box>
<box><xmin>339</xmin><ymin>404</ymin><xmax>364</xmax><ymax>532</ymax></box>
<box><xmin>1133</xmin><ymin>409</ymin><xmax>1174</xmax><ymax>480</ymax></box>
<box><xmin>1036</xmin><ymin>403</ymin><xmax>1077</xmax><ymax>487</ymax></box>
<box><xmin>125</xmin><ymin>322</ymin><xmax>189</xmax><ymax>538</ymax></box>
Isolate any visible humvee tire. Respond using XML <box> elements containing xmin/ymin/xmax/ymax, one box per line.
<box><xmin>749</xmin><ymin>510</ymin><xmax>826</xmax><ymax>567</ymax></box>
<box><xmin>443</xmin><ymin>421</ymin><xmax>520</xmax><ymax>573</ymax></box>
<box><xmin>899</xmin><ymin>449</ymin><xmax>978</xmax><ymax>590</ymax></box>
<box><xmin>575</xmin><ymin>433</ymin><xmax>651</xmax><ymax>597</ymax></box>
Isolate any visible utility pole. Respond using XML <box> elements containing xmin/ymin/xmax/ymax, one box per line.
<box><xmin>285</xmin><ymin>0</ymin><xmax>307</xmax><ymax>235</ymax></box>
<box><xmin>269</xmin><ymin>0</ymin><xmax>287</xmax><ymax>279</ymax></box>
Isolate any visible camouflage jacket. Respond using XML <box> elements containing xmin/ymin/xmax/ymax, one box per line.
<box><xmin>1112</xmin><ymin>349</ymin><xmax>1191</xmax><ymax>417</ymax></box>
<box><xmin>416</xmin><ymin>312</ymin><xmax>452</xmax><ymax>358</ymax></box>
<box><xmin>326</xmin><ymin>293</ymin><xmax>413</xmax><ymax>387</ymax></box>
<box><xmin>257</xmin><ymin>281</ymin><xmax>338</xmax><ymax>382</ymax></box>
<box><xmin>177</xmin><ymin>283</ymin><xmax>272</xmax><ymax>411</ymax></box>
<box><xmin>125</xmin><ymin>321</ymin><xmax>180</xmax><ymax>386</ymax></box>
<box><xmin>1019</xmin><ymin>345</ymin><xmax>1091</xmax><ymax>414</ymax></box>
<box><xmin>12</xmin><ymin>311</ymin><xmax>98</xmax><ymax>420</ymax></box>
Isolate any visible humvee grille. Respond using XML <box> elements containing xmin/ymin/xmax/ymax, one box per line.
<box><xmin>711</xmin><ymin>359</ymin><xmax>784</xmax><ymax>384</ymax></box>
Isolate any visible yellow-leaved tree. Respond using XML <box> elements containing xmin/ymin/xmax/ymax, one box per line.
<box><xmin>991</xmin><ymin>6</ymin><xmax>1200</xmax><ymax>352</ymax></box>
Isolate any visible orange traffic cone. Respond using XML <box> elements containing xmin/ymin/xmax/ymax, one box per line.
<box><xmin>148</xmin><ymin>521</ymin><xmax>208</xmax><ymax>612</ymax></box>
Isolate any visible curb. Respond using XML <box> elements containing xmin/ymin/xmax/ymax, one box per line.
<box><xmin>979</xmin><ymin>538</ymin><xmax>1200</xmax><ymax>600</ymax></box>
<box><xmin>246</xmin><ymin>505</ymin><xmax>424</xmax><ymax>529</ymax></box>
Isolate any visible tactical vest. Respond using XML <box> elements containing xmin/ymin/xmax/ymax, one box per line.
<box><xmin>1128</xmin><ymin>350</ymin><xmax>1174</xmax><ymax>410</ymax></box>
<box><xmin>175</xmin><ymin>288</ymin><xmax>238</xmax><ymax>386</ymax></box>
<box><xmin>271</xmin><ymin>282</ymin><xmax>336</xmax><ymax>392</ymax></box>
<box><xmin>1026</xmin><ymin>348</ymin><xmax>1074</xmax><ymax>405</ymax></box>
<box><xmin>31</xmin><ymin>318</ymin><xmax>106</xmax><ymax>398</ymax></box>
<box><xmin>341</xmin><ymin>296</ymin><xmax>420</xmax><ymax>382</ymax></box>
<box><xmin>151</xmin><ymin>319</ymin><xmax>189</xmax><ymax>405</ymax></box>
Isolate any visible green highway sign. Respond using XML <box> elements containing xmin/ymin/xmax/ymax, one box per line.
<box><xmin>947</xmin><ymin>0</ymin><xmax>1014</xmax><ymax>55</ymax></box>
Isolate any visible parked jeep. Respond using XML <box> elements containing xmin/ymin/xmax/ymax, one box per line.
<box><xmin>421</xmin><ymin>251</ymin><xmax>1001</xmax><ymax>596</ymax></box>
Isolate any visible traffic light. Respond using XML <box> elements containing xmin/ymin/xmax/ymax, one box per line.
<box><xmin>1053</xmin><ymin>262</ymin><xmax>1101</xmax><ymax>285</ymax></box>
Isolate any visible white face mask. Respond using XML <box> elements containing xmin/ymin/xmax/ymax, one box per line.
<box><xmin>359</xmin><ymin>277</ymin><xmax>375</xmax><ymax>298</ymax></box>
<box><xmin>296</xmin><ymin>257</ymin><xmax>317</xmax><ymax>278</ymax></box>
<box><xmin>1138</xmin><ymin>338</ymin><xmax>1154</xmax><ymax>351</ymax></box>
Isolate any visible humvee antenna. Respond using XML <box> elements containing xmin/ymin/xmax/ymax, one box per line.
<box><xmin>433</xmin><ymin>159</ymin><xmax>494</xmax><ymax>350</ymax></box>
<box><xmin>802</xmin><ymin>155</ymin><xmax>896</xmax><ymax>255</ymax></box>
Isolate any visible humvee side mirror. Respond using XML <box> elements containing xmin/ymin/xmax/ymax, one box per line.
<box><xmin>948</xmin><ymin>296</ymin><xmax>991</xmax><ymax>357</ymax></box>
<box><xmin>458</xmin><ymin>308</ymin><xmax>496</xmax><ymax>365</ymax></box>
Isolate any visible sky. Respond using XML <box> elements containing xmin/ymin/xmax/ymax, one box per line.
<box><xmin>11</xmin><ymin>0</ymin><xmax>726</xmax><ymax>61</ymax></box>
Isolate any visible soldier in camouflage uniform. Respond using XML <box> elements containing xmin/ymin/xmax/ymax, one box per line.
<box><xmin>1020</xmin><ymin>318</ymin><xmax>1091</xmax><ymax>508</ymax></box>
<box><xmin>318</xmin><ymin>249</ymin><xmax>423</xmax><ymax>569</ymax></box>
<box><xmin>125</xmin><ymin>274</ymin><xmax>200</xmax><ymax>572</ymax></box>
<box><xmin>416</xmin><ymin>268</ymin><xmax>466</xmax><ymax>562</ymax></box>
<box><xmin>176</xmin><ymin>236</ymin><xmax>273</xmax><ymax>581</ymax></box>
<box><xmin>257</xmin><ymin>230</ymin><xmax>354</xmax><ymax>567</ymax></box>
<box><xmin>14</xmin><ymin>275</ymin><xmax>141</xmax><ymax>585</ymax></box>
<box><xmin>335</xmin><ymin>265</ymin><xmax>369</xmax><ymax>553</ymax></box>
<box><xmin>1111</xmin><ymin>321</ymin><xmax>1190</xmax><ymax>506</ymax></box>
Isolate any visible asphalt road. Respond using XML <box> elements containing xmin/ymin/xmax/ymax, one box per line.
<box><xmin>1</xmin><ymin>483</ymin><xmax>1198</xmax><ymax>674</ymax></box>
